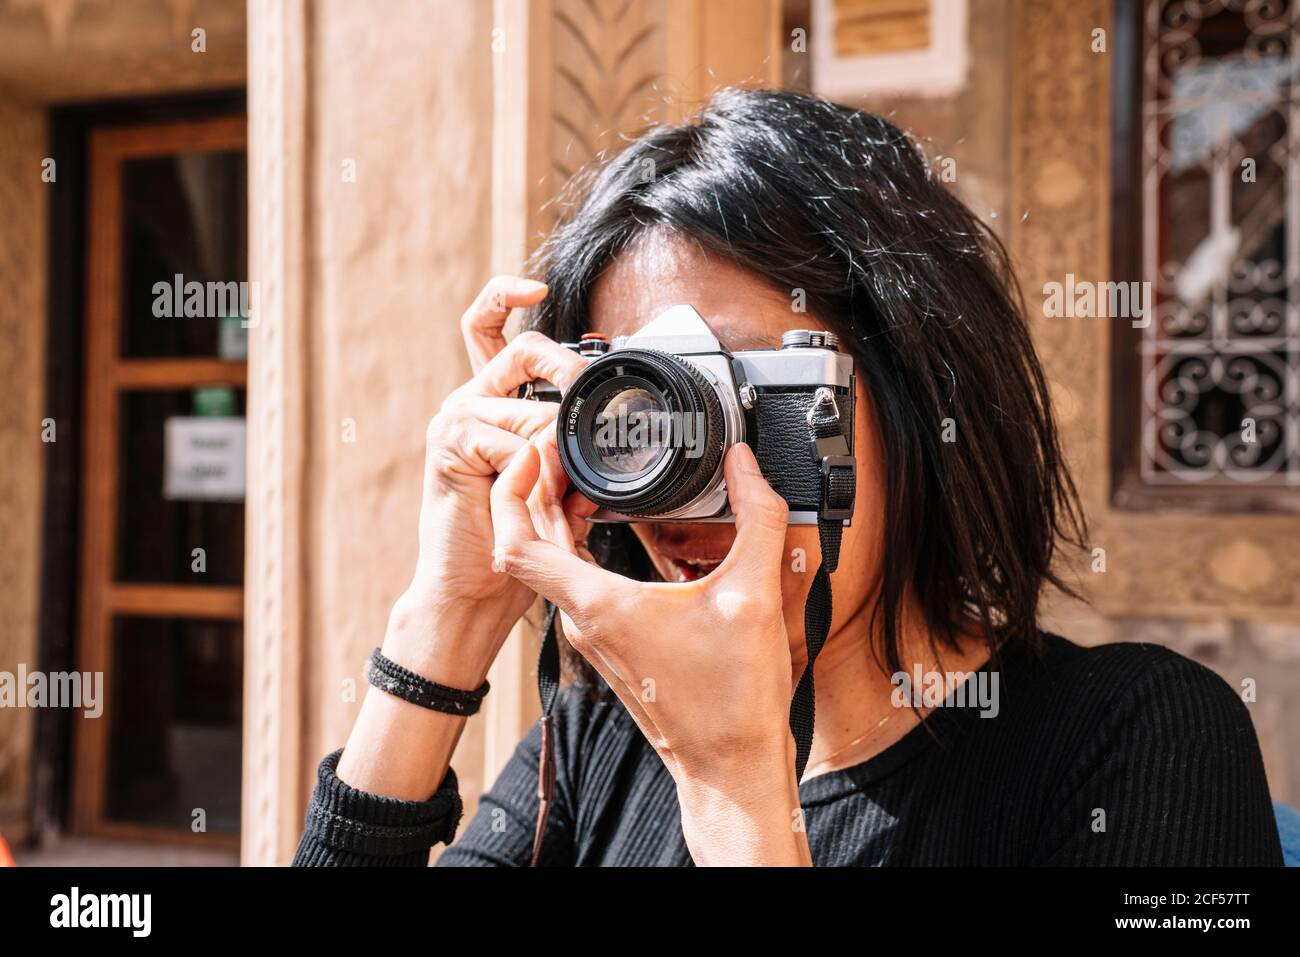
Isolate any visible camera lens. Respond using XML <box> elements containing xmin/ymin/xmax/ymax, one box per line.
<box><xmin>558</xmin><ymin>349</ymin><xmax>727</xmax><ymax>517</ymax></box>
<box><xmin>586</xmin><ymin>386</ymin><xmax>669</xmax><ymax>476</ymax></box>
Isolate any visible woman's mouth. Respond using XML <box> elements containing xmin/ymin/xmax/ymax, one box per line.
<box><xmin>666</xmin><ymin>557</ymin><xmax>724</xmax><ymax>582</ymax></box>
<box><xmin>634</xmin><ymin>523</ymin><xmax>734</xmax><ymax>584</ymax></box>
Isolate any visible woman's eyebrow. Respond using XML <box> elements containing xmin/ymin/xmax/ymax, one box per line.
<box><xmin>715</xmin><ymin>329</ymin><xmax>782</xmax><ymax>351</ymax></box>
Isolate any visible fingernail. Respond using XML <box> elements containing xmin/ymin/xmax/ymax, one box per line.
<box><xmin>512</xmin><ymin>278</ymin><xmax>547</xmax><ymax>295</ymax></box>
<box><xmin>491</xmin><ymin>553</ymin><xmax>507</xmax><ymax>573</ymax></box>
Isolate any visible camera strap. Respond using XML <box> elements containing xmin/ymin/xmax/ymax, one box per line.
<box><xmin>528</xmin><ymin>388</ymin><xmax>854</xmax><ymax>865</ymax></box>
<box><xmin>530</xmin><ymin>601</ymin><xmax>561</xmax><ymax>866</ymax></box>
<box><xmin>792</xmin><ymin>388</ymin><xmax>855</xmax><ymax>781</ymax></box>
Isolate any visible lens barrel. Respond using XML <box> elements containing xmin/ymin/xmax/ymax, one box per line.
<box><xmin>557</xmin><ymin>348</ymin><xmax>726</xmax><ymax>517</ymax></box>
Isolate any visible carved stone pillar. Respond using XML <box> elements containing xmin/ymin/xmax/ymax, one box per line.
<box><xmin>244</xmin><ymin>0</ymin><xmax>496</xmax><ymax>865</ymax></box>
<box><xmin>243</xmin><ymin>0</ymin><xmax>308</xmax><ymax>868</ymax></box>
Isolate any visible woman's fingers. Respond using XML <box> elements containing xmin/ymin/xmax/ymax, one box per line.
<box><xmin>562</xmin><ymin>490</ymin><xmax>599</xmax><ymax>554</ymax></box>
<box><xmin>532</xmin><ymin>423</ymin><xmax>567</xmax><ymax>507</ymax></box>
<box><xmin>528</xmin><ymin>427</ymin><xmax>576</xmax><ymax>550</ymax></box>
<box><xmin>716</xmin><ymin>443</ymin><xmax>790</xmax><ymax>581</ymax></box>
<box><xmin>460</xmin><ymin>395</ymin><xmax>558</xmax><ymax>438</ymax></box>
<box><xmin>529</xmin><ymin>423</ymin><xmax>599</xmax><ymax>556</ymax></box>
<box><xmin>427</xmin><ymin>422</ymin><xmax>528</xmax><ymax>481</ymax></box>
<box><xmin>493</xmin><ymin>436</ymin><xmax>718</xmax><ymax>764</ymax></box>
<box><xmin>460</xmin><ymin>276</ymin><xmax>549</xmax><ymax>373</ymax></box>
<box><xmin>517</xmin><ymin>437</ymin><xmax>659</xmax><ymax>735</ymax></box>
<box><xmin>469</xmin><ymin>330</ymin><xmax>588</xmax><ymax>399</ymax></box>
<box><xmin>424</xmin><ymin>397</ymin><xmax>557</xmax><ymax>485</ymax></box>
<box><xmin>490</xmin><ymin>442</ymin><xmax>622</xmax><ymax>619</ymax></box>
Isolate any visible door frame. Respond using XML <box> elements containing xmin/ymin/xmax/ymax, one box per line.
<box><xmin>71</xmin><ymin>113</ymin><xmax>247</xmax><ymax>848</ymax></box>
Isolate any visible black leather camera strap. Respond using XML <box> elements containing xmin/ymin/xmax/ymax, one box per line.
<box><xmin>529</xmin><ymin>389</ymin><xmax>854</xmax><ymax>865</ymax></box>
<box><xmin>791</xmin><ymin>389</ymin><xmax>854</xmax><ymax>782</ymax></box>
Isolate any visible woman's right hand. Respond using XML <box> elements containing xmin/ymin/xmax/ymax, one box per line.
<box><xmin>381</xmin><ymin>276</ymin><xmax>588</xmax><ymax>688</ymax></box>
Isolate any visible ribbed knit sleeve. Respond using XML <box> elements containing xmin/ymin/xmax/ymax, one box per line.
<box><xmin>1032</xmin><ymin>646</ymin><xmax>1283</xmax><ymax>866</ymax></box>
<box><xmin>292</xmin><ymin>749</ymin><xmax>464</xmax><ymax>866</ymax></box>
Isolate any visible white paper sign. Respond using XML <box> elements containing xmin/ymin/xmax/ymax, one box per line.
<box><xmin>163</xmin><ymin>417</ymin><xmax>246</xmax><ymax>502</ymax></box>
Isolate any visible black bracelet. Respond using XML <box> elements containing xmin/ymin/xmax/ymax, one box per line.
<box><xmin>365</xmin><ymin>648</ymin><xmax>490</xmax><ymax>716</ymax></box>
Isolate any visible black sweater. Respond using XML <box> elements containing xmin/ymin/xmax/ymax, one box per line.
<box><xmin>293</xmin><ymin>633</ymin><xmax>1284</xmax><ymax>866</ymax></box>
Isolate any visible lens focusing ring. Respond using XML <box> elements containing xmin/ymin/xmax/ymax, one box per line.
<box><xmin>558</xmin><ymin>348</ymin><xmax>726</xmax><ymax>517</ymax></box>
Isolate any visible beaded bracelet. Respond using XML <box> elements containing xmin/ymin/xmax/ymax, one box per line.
<box><xmin>365</xmin><ymin>647</ymin><xmax>489</xmax><ymax>716</ymax></box>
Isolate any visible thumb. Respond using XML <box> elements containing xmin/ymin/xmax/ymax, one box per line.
<box><xmin>718</xmin><ymin>442</ymin><xmax>789</xmax><ymax>578</ymax></box>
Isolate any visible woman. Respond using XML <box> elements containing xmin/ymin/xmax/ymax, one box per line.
<box><xmin>294</xmin><ymin>90</ymin><xmax>1282</xmax><ymax>867</ymax></box>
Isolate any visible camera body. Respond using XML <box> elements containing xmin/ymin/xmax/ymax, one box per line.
<box><xmin>526</xmin><ymin>304</ymin><xmax>855</xmax><ymax>526</ymax></box>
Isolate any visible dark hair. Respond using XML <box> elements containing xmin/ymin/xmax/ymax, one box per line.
<box><xmin>524</xmin><ymin>88</ymin><xmax>1086</xmax><ymax>683</ymax></box>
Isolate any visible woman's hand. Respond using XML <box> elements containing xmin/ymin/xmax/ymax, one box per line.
<box><xmin>490</xmin><ymin>428</ymin><xmax>812</xmax><ymax>865</ymax></box>
<box><xmin>384</xmin><ymin>277</ymin><xmax>587</xmax><ymax>689</ymax></box>
<box><xmin>338</xmin><ymin>278</ymin><xmax>585</xmax><ymax>802</ymax></box>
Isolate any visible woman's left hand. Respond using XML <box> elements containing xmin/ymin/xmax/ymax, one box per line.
<box><xmin>489</xmin><ymin>426</ymin><xmax>813</xmax><ymax>866</ymax></box>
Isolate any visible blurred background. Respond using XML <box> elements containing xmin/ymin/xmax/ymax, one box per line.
<box><xmin>0</xmin><ymin>0</ymin><xmax>1296</xmax><ymax>866</ymax></box>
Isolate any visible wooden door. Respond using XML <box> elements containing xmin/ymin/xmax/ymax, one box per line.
<box><xmin>73</xmin><ymin>115</ymin><xmax>247</xmax><ymax>848</ymax></box>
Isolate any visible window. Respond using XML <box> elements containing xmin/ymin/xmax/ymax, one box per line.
<box><xmin>1113</xmin><ymin>0</ymin><xmax>1300</xmax><ymax>504</ymax></box>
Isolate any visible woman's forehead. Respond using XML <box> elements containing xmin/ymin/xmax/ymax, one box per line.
<box><xmin>586</xmin><ymin>232</ymin><xmax>810</xmax><ymax>352</ymax></box>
